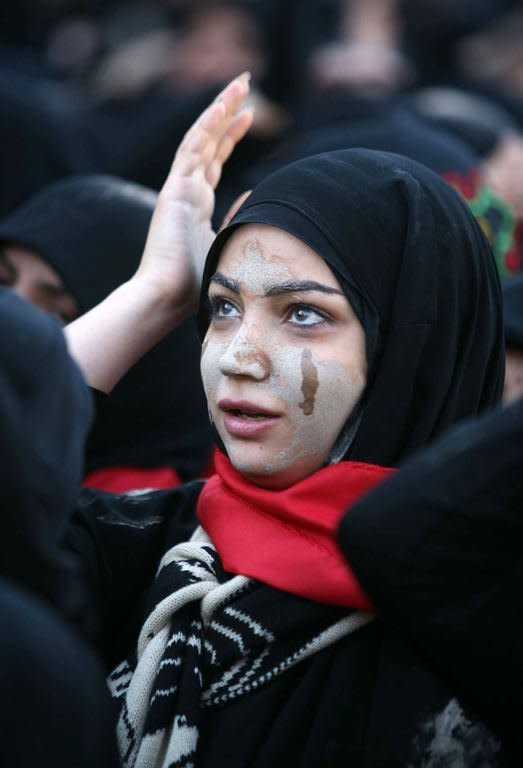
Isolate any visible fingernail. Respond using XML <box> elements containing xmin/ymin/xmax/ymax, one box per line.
<box><xmin>238</xmin><ymin>71</ymin><xmax>251</xmax><ymax>84</ymax></box>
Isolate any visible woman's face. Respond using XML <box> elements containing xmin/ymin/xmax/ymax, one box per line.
<box><xmin>0</xmin><ymin>243</ymin><xmax>79</xmax><ymax>324</ymax></box>
<box><xmin>201</xmin><ymin>224</ymin><xmax>367</xmax><ymax>489</ymax></box>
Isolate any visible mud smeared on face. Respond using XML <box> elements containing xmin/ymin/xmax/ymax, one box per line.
<box><xmin>201</xmin><ymin>222</ymin><xmax>368</xmax><ymax>488</ymax></box>
<box><xmin>234</xmin><ymin>349</ymin><xmax>270</xmax><ymax>371</ymax></box>
<box><xmin>235</xmin><ymin>238</ymin><xmax>293</xmax><ymax>293</ymax></box>
<box><xmin>299</xmin><ymin>348</ymin><xmax>319</xmax><ymax>415</ymax></box>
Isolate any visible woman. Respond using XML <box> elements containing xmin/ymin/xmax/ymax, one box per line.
<box><xmin>0</xmin><ymin>175</ymin><xmax>212</xmax><ymax>490</ymax></box>
<box><xmin>64</xmin><ymin>75</ymin><xmax>505</xmax><ymax>764</ymax></box>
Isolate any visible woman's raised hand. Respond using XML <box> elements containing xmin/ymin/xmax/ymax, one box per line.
<box><xmin>65</xmin><ymin>74</ymin><xmax>252</xmax><ymax>392</ymax></box>
<box><xmin>135</xmin><ymin>72</ymin><xmax>253</xmax><ymax>315</ymax></box>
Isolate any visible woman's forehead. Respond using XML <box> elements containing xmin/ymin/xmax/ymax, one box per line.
<box><xmin>214</xmin><ymin>223</ymin><xmax>342</xmax><ymax>289</ymax></box>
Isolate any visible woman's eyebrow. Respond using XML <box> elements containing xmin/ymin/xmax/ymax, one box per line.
<box><xmin>264</xmin><ymin>280</ymin><xmax>344</xmax><ymax>297</ymax></box>
<box><xmin>209</xmin><ymin>273</ymin><xmax>344</xmax><ymax>297</ymax></box>
<box><xmin>209</xmin><ymin>272</ymin><xmax>240</xmax><ymax>294</ymax></box>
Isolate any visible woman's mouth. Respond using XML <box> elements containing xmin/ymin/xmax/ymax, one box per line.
<box><xmin>219</xmin><ymin>399</ymin><xmax>281</xmax><ymax>437</ymax></box>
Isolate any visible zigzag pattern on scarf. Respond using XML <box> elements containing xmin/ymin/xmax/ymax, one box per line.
<box><xmin>108</xmin><ymin>530</ymin><xmax>374</xmax><ymax>768</ymax></box>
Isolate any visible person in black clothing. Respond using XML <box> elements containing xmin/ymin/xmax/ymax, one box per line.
<box><xmin>0</xmin><ymin>289</ymin><xmax>118</xmax><ymax>767</ymax></box>
<box><xmin>0</xmin><ymin>174</ymin><xmax>212</xmax><ymax>489</ymax></box>
<box><xmin>62</xmin><ymin>75</ymin><xmax>511</xmax><ymax>765</ymax></box>
<box><xmin>339</xmin><ymin>395</ymin><xmax>523</xmax><ymax>761</ymax></box>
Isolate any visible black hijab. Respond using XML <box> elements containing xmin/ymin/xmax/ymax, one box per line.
<box><xmin>198</xmin><ymin>149</ymin><xmax>504</xmax><ymax>467</ymax></box>
<box><xmin>0</xmin><ymin>174</ymin><xmax>157</xmax><ymax>312</ymax></box>
<box><xmin>0</xmin><ymin>289</ymin><xmax>92</xmax><ymax>610</ymax></box>
<box><xmin>0</xmin><ymin>175</ymin><xmax>212</xmax><ymax>477</ymax></box>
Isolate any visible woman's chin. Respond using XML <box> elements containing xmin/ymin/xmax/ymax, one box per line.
<box><xmin>228</xmin><ymin>448</ymin><xmax>323</xmax><ymax>490</ymax></box>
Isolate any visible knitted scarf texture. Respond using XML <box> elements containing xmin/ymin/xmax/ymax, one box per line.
<box><xmin>108</xmin><ymin>529</ymin><xmax>373</xmax><ymax>768</ymax></box>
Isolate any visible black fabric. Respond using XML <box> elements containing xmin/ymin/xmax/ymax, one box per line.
<box><xmin>0</xmin><ymin>174</ymin><xmax>156</xmax><ymax>313</ymax></box>
<box><xmin>199</xmin><ymin>622</ymin><xmax>502</xmax><ymax>767</ymax></box>
<box><xmin>108</xmin><ymin>535</ymin><xmax>366</xmax><ymax>767</ymax></box>
<box><xmin>503</xmin><ymin>273</ymin><xmax>523</xmax><ymax>349</ymax></box>
<box><xmin>291</xmin><ymin>110</ymin><xmax>477</xmax><ymax>173</ymax></box>
<box><xmin>68</xmin><ymin>481</ymin><xmax>203</xmax><ymax>668</ymax></box>
<box><xmin>420</xmin><ymin>114</ymin><xmax>502</xmax><ymax>158</ymax></box>
<box><xmin>0</xmin><ymin>288</ymin><xmax>92</xmax><ymax>612</ymax></box>
<box><xmin>338</xmin><ymin>398</ymin><xmax>523</xmax><ymax>759</ymax></box>
<box><xmin>199</xmin><ymin>148</ymin><xmax>504</xmax><ymax>467</ymax></box>
<box><xmin>84</xmin><ymin>308</ymin><xmax>211</xmax><ymax>478</ymax></box>
<box><xmin>0</xmin><ymin>578</ymin><xmax>119</xmax><ymax>768</ymax></box>
<box><xmin>263</xmin><ymin>98</ymin><xmax>479</xmax><ymax>178</ymax></box>
<box><xmin>0</xmin><ymin>175</ymin><xmax>212</xmax><ymax>477</ymax></box>
<box><xmin>69</xmin><ymin>484</ymin><xmax>506</xmax><ymax>766</ymax></box>
<box><xmin>0</xmin><ymin>289</ymin><xmax>118</xmax><ymax>764</ymax></box>
<box><xmin>0</xmin><ymin>69</ymin><xmax>99</xmax><ymax>217</ymax></box>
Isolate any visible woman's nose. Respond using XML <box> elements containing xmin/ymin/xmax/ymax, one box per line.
<box><xmin>218</xmin><ymin>324</ymin><xmax>270</xmax><ymax>380</ymax></box>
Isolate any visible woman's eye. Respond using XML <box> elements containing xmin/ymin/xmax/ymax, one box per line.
<box><xmin>287</xmin><ymin>304</ymin><xmax>327</xmax><ymax>327</ymax></box>
<box><xmin>209</xmin><ymin>296</ymin><xmax>241</xmax><ymax>320</ymax></box>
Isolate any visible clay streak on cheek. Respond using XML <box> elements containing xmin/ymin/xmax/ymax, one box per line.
<box><xmin>299</xmin><ymin>349</ymin><xmax>319</xmax><ymax>415</ymax></box>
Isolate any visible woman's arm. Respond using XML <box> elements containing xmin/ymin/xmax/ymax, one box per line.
<box><xmin>64</xmin><ymin>73</ymin><xmax>252</xmax><ymax>393</ymax></box>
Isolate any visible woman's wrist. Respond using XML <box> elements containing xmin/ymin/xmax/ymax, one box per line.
<box><xmin>65</xmin><ymin>277</ymin><xmax>193</xmax><ymax>393</ymax></box>
<box><xmin>129</xmin><ymin>272</ymin><xmax>198</xmax><ymax>332</ymax></box>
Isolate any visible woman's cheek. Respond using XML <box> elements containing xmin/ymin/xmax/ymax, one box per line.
<box><xmin>200</xmin><ymin>338</ymin><xmax>226</xmax><ymax>414</ymax></box>
<box><xmin>282</xmin><ymin>352</ymin><xmax>365</xmax><ymax>464</ymax></box>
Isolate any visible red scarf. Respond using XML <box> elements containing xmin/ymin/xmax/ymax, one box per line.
<box><xmin>83</xmin><ymin>465</ymin><xmax>182</xmax><ymax>493</ymax></box>
<box><xmin>197</xmin><ymin>451</ymin><xmax>395</xmax><ymax>609</ymax></box>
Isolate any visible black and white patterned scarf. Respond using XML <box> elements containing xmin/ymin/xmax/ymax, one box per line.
<box><xmin>108</xmin><ymin>528</ymin><xmax>374</xmax><ymax>768</ymax></box>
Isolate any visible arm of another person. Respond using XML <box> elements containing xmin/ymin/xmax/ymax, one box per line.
<box><xmin>64</xmin><ymin>73</ymin><xmax>253</xmax><ymax>393</ymax></box>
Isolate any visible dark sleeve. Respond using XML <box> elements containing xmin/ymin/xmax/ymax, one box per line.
<box><xmin>338</xmin><ymin>399</ymin><xmax>523</xmax><ymax>750</ymax></box>
<box><xmin>85</xmin><ymin>387</ymin><xmax>149</xmax><ymax>464</ymax></box>
<box><xmin>65</xmin><ymin>480</ymin><xmax>202</xmax><ymax>669</ymax></box>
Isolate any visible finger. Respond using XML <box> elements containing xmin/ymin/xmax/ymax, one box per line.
<box><xmin>175</xmin><ymin>99</ymin><xmax>227</xmax><ymax>163</ymax></box>
<box><xmin>205</xmin><ymin>109</ymin><xmax>254</xmax><ymax>188</ymax></box>
<box><xmin>214</xmin><ymin>108</ymin><xmax>254</xmax><ymax>168</ymax></box>
<box><xmin>176</xmin><ymin>73</ymin><xmax>250</xmax><ymax>158</ymax></box>
<box><xmin>177</xmin><ymin>103</ymin><xmax>252</xmax><ymax>185</ymax></box>
<box><xmin>166</xmin><ymin>101</ymin><xmax>229</xmax><ymax>184</ymax></box>
<box><xmin>185</xmin><ymin>78</ymin><xmax>250</xmax><ymax>157</ymax></box>
<box><xmin>212</xmin><ymin>72</ymin><xmax>251</xmax><ymax>116</ymax></box>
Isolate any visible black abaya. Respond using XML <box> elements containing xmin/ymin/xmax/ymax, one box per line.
<box><xmin>0</xmin><ymin>289</ymin><xmax>117</xmax><ymax>766</ymax></box>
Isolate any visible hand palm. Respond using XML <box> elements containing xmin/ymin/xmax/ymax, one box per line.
<box><xmin>136</xmin><ymin>74</ymin><xmax>253</xmax><ymax>313</ymax></box>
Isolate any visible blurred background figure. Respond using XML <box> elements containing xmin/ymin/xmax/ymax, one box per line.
<box><xmin>1</xmin><ymin>1</ymin><xmax>522</xmax><ymax>231</ymax></box>
<box><xmin>0</xmin><ymin>175</ymin><xmax>212</xmax><ymax>492</ymax></box>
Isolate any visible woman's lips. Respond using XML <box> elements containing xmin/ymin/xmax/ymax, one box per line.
<box><xmin>219</xmin><ymin>399</ymin><xmax>281</xmax><ymax>438</ymax></box>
